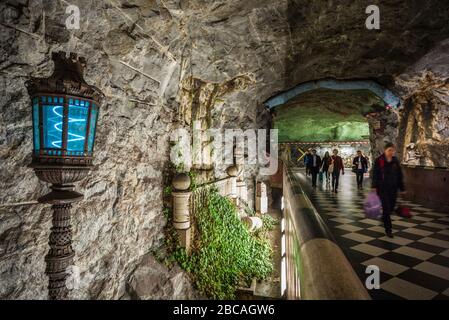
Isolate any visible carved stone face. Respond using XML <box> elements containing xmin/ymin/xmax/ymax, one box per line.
<box><xmin>407</xmin><ymin>143</ymin><xmax>416</xmax><ymax>150</ymax></box>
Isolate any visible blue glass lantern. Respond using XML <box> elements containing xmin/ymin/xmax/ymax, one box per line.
<box><xmin>27</xmin><ymin>51</ymin><xmax>103</xmax><ymax>166</ymax></box>
<box><xmin>25</xmin><ymin>52</ymin><xmax>104</xmax><ymax>300</ymax></box>
<box><xmin>31</xmin><ymin>95</ymin><xmax>99</xmax><ymax>158</ymax></box>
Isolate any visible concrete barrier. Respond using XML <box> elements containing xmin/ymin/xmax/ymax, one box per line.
<box><xmin>282</xmin><ymin>165</ymin><xmax>370</xmax><ymax>300</ymax></box>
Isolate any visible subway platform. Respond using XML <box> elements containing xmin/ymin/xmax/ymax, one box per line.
<box><xmin>293</xmin><ymin>168</ymin><xmax>449</xmax><ymax>300</ymax></box>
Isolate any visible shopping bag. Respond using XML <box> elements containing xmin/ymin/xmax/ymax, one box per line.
<box><xmin>318</xmin><ymin>171</ymin><xmax>323</xmax><ymax>182</ymax></box>
<box><xmin>364</xmin><ymin>192</ymin><xmax>382</xmax><ymax>219</ymax></box>
<box><xmin>396</xmin><ymin>206</ymin><xmax>412</xmax><ymax>218</ymax></box>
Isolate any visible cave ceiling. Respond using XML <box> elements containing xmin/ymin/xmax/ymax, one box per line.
<box><xmin>175</xmin><ymin>0</ymin><xmax>449</xmax><ymax>99</ymax></box>
<box><xmin>6</xmin><ymin>0</ymin><xmax>447</xmax><ymax>105</ymax></box>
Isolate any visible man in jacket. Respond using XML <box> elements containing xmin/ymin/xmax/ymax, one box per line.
<box><xmin>331</xmin><ymin>149</ymin><xmax>345</xmax><ymax>193</ymax></box>
<box><xmin>353</xmin><ymin>150</ymin><xmax>368</xmax><ymax>190</ymax></box>
<box><xmin>308</xmin><ymin>149</ymin><xmax>322</xmax><ymax>188</ymax></box>
<box><xmin>371</xmin><ymin>142</ymin><xmax>405</xmax><ymax>238</ymax></box>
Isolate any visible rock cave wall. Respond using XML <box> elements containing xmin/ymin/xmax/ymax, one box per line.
<box><xmin>394</xmin><ymin>39</ymin><xmax>449</xmax><ymax>167</ymax></box>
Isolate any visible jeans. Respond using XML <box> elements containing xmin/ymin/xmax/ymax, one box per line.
<box><xmin>323</xmin><ymin>169</ymin><xmax>330</xmax><ymax>182</ymax></box>
<box><xmin>356</xmin><ymin>169</ymin><xmax>364</xmax><ymax>188</ymax></box>
<box><xmin>378</xmin><ymin>189</ymin><xmax>398</xmax><ymax>232</ymax></box>
<box><xmin>306</xmin><ymin>165</ymin><xmax>312</xmax><ymax>176</ymax></box>
<box><xmin>332</xmin><ymin>171</ymin><xmax>340</xmax><ymax>190</ymax></box>
<box><xmin>311</xmin><ymin>167</ymin><xmax>319</xmax><ymax>187</ymax></box>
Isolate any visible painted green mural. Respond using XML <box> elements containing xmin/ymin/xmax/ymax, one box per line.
<box><xmin>273</xmin><ymin>88</ymin><xmax>384</xmax><ymax>142</ymax></box>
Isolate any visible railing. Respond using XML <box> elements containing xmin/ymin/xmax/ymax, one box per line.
<box><xmin>189</xmin><ymin>176</ymin><xmax>235</xmax><ymax>232</ymax></box>
<box><xmin>171</xmin><ymin>165</ymin><xmax>267</xmax><ymax>251</ymax></box>
<box><xmin>282</xmin><ymin>164</ymin><xmax>370</xmax><ymax>300</ymax></box>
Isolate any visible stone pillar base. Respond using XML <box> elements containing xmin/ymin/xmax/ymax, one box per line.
<box><xmin>256</xmin><ymin>196</ymin><xmax>268</xmax><ymax>214</ymax></box>
<box><xmin>177</xmin><ymin>228</ymin><xmax>192</xmax><ymax>253</ymax></box>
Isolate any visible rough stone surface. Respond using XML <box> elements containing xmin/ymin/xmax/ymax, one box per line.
<box><xmin>122</xmin><ymin>254</ymin><xmax>198</xmax><ymax>300</ymax></box>
<box><xmin>0</xmin><ymin>0</ymin><xmax>448</xmax><ymax>299</ymax></box>
<box><xmin>394</xmin><ymin>39</ymin><xmax>449</xmax><ymax>167</ymax></box>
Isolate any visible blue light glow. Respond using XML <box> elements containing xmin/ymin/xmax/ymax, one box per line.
<box><xmin>50</xmin><ymin>106</ymin><xmax>87</xmax><ymax>149</ymax></box>
<box><xmin>264</xmin><ymin>79</ymin><xmax>401</xmax><ymax>109</ymax></box>
<box><xmin>38</xmin><ymin>96</ymin><xmax>93</xmax><ymax>154</ymax></box>
<box><xmin>32</xmin><ymin>102</ymin><xmax>40</xmax><ymax>151</ymax></box>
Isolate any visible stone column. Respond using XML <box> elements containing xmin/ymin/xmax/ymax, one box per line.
<box><xmin>45</xmin><ymin>203</ymin><xmax>75</xmax><ymax>300</ymax></box>
<box><xmin>226</xmin><ymin>165</ymin><xmax>238</xmax><ymax>204</ymax></box>
<box><xmin>256</xmin><ymin>181</ymin><xmax>268</xmax><ymax>214</ymax></box>
<box><xmin>172</xmin><ymin>173</ymin><xmax>192</xmax><ymax>250</ymax></box>
<box><xmin>237</xmin><ymin>179</ymin><xmax>248</xmax><ymax>204</ymax></box>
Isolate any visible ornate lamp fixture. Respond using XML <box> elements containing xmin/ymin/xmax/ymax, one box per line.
<box><xmin>25</xmin><ymin>51</ymin><xmax>104</xmax><ymax>300</ymax></box>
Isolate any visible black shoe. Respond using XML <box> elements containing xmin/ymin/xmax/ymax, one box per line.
<box><xmin>386</xmin><ymin>231</ymin><xmax>394</xmax><ymax>238</ymax></box>
<box><xmin>335</xmin><ymin>189</ymin><xmax>338</xmax><ymax>193</ymax></box>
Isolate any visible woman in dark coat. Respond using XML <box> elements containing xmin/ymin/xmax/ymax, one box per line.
<box><xmin>321</xmin><ymin>151</ymin><xmax>332</xmax><ymax>184</ymax></box>
<box><xmin>371</xmin><ymin>142</ymin><xmax>405</xmax><ymax>238</ymax></box>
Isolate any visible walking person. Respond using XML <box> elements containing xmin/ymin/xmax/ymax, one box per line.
<box><xmin>304</xmin><ymin>149</ymin><xmax>312</xmax><ymax>176</ymax></box>
<box><xmin>309</xmin><ymin>149</ymin><xmax>322</xmax><ymax>188</ymax></box>
<box><xmin>353</xmin><ymin>150</ymin><xmax>368</xmax><ymax>190</ymax></box>
<box><xmin>331</xmin><ymin>149</ymin><xmax>344</xmax><ymax>193</ymax></box>
<box><xmin>365</xmin><ymin>155</ymin><xmax>370</xmax><ymax>170</ymax></box>
<box><xmin>371</xmin><ymin>142</ymin><xmax>405</xmax><ymax>238</ymax></box>
<box><xmin>321</xmin><ymin>151</ymin><xmax>332</xmax><ymax>184</ymax></box>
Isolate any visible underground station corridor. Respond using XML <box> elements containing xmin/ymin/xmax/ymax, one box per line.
<box><xmin>293</xmin><ymin>169</ymin><xmax>449</xmax><ymax>300</ymax></box>
<box><xmin>272</xmin><ymin>81</ymin><xmax>449</xmax><ymax>300</ymax></box>
<box><xmin>1</xmin><ymin>0</ymin><xmax>449</xmax><ymax>313</ymax></box>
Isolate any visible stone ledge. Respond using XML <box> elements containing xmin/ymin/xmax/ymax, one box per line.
<box><xmin>300</xmin><ymin>238</ymin><xmax>370</xmax><ymax>300</ymax></box>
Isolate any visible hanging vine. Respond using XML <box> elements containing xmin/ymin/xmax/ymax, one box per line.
<box><xmin>167</xmin><ymin>187</ymin><xmax>273</xmax><ymax>299</ymax></box>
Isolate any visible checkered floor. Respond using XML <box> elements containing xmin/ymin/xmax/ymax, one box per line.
<box><xmin>293</xmin><ymin>169</ymin><xmax>449</xmax><ymax>300</ymax></box>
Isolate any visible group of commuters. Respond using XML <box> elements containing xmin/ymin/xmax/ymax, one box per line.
<box><xmin>304</xmin><ymin>148</ymin><xmax>347</xmax><ymax>192</ymax></box>
<box><xmin>303</xmin><ymin>143</ymin><xmax>405</xmax><ymax>238</ymax></box>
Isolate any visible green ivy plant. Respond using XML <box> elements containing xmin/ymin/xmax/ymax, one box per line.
<box><xmin>163</xmin><ymin>186</ymin><xmax>173</xmax><ymax>196</ymax></box>
<box><xmin>168</xmin><ymin>188</ymin><xmax>273</xmax><ymax>299</ymax></box>
<box><xmin>260</xmin><ymin>214</ymin><xmax>278</xmax><ymax>233</ymax></box>
<box><xmin>187</xmin><ymin>170</ymin><xmax>198</xmax><ymax>191</ymax></box>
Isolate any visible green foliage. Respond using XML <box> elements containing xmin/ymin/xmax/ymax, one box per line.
<box><xmin>240</xmin><ymin>199</ymin><xmax>256</xmax><ymax>216</ymax></box>
<box><xmin>162</xmin><ymin>207</ymin><xmax>172</xmax><ymax>219</ymax></box>
<box><xmin>163</xmin><ymin>186</ymin><xmax>173</xmax><ymax>196</ymax></box>
<box><xmin>169</xmin><ymin>188</ymin><xmax>273</xmax><ymax>299</ymax></box>
<box><xmin>188</xmin><ymin>170</ymin><xmax>198</xmax><ymax>191</ymax></box>
<box><xmin>175</xmin><ymin>162</ymin><xmax>185</xmax><ymax>173</ymax></box>
<box><xmin>260</xmin><ymin>214</ymin><xmax>279</xmax><ymax>232</ymax></box>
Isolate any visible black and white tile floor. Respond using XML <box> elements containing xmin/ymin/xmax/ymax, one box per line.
<box><xmin>293</xmin><ymin>169</ymin><xmax>449</xmax><ymax>300</ymax></box>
